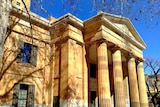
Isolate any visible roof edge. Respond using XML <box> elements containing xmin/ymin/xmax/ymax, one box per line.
<box><xmin>51</xmin><ymin>13</ymin><xmax>83</xmax><ymax>28</ymax></box>
<box><xmin>10</xmin><ymin>6</ymin><xmax>51</xmax><ymax>28</ymax></box>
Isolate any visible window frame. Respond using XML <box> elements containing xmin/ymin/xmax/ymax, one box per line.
<box><xmin>18</xmin><ymin>84</ymin><xmax>28</xmax><ymax>107</ymax></box>
<box><xmin>17</xmin><ymin>40</ymin><xmax>38</xmax><ymax>66</ymax></box>
<box><xmin>12</xmin><ymin>83</ymin><xmax>35</xmax><ymax>107</ymax></box>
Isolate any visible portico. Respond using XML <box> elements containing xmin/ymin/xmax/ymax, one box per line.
<box><xmin>84</xmin><ymin>12</ymin><xmax>148</xmax><ymax>107</ymax></box>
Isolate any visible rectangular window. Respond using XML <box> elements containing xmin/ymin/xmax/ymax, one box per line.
<box><xmin>17</xmin><ymin>41</ymin><xmax>38</xmax><ymax>66</ymax></box>
<box><xmin>18</xmin><ymin>84</ymin><xmax>28</xmax><ymax>107</ymax></box>
<box><xmin>90</xmin><ymin>64</ymin><xmax>96</xmax><ymax>78</ymax></box>
<box><xmin>53</xmin><ymin>96</ymin><xmax>60</xmax><ymax>107</ymax></box>
<box><xmin>91</xmin><ymin>91</ymin><xmax>96</xmax><ymax>107</ymax></box>
<box><xmin>12</xmin><ymin>84</ymin><xmax>35</xmax><ymax>107</ymax></box>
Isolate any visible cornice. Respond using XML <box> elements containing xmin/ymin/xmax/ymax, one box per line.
<box><xmin>50</xmin><ymin>13</ymin><xmax>83</xmax><ymax>30</ymax></box>
<box><xmin>10</xmin><ymin>6</ymin><xmax>51</xmax><ymax>29</ymax></box>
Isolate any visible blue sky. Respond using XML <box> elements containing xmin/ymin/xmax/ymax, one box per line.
<box><xmin>134</xmin><ymin>21</ymin><xmax>160</xmax><ymax>59</ymax></box>
<box><xmin>31</xmin><ymin>0</ymin><xmax>160</xmax><ymax>59</ymax></box>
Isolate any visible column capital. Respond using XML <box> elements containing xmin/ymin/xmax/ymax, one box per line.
<box><xmin>85</xmin><ymin>38</ymin><xmax>107</xmax><ymax>46</ymax></box>
<box><xmin>124</xmin><ymin>52</ymin><xmax>144</xmax><ymax>63</ymax></box>
<box><xmin>108</xmin><ymin>44</ymin><xmax>121</xmax><ymax>53</ymax></box>
<box><xmin>96</xmin><ymin>39</ymin><xmax>107</xmax><ymax>46</ymax></box>
<box><xmin>125</xmin><ymin>53</ymin><xmax>135</xmax><ymax>62</ymax></box>
<box><xmin>135</xmin><ymin>58</ymin><xmax>145</xmax><ymax>64</ymax></box>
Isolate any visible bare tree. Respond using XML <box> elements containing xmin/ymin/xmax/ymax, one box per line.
<box><xmin>144</xmin><ymin>58</ymin><xmax>160</xmax><ymax>107</ymax></box>
<box><xmin>1</xmin><ymin>0</ymin><xmax>160</xmax><ymax>58</ymax></box>
<box><xmin>0</xmin><ymin>0</ymin><xmax>53</xmax><ymax>105</ymax></box>
<box><xmin>1</xmin><ymin>0</ymin><xmax>160</xmax><ymax>106</ymax></box>
<box><xmin>0</xmin><ymin>0</ymin><xmax>12</xmax><ymax>58</ymax></box>
<box><xmin>29</xmin><ymin>0</ymin><xmax>160</xmax><ymax>22</ymax></box>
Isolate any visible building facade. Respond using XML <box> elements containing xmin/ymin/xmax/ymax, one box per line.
<box><xmin>0</xmin><ymin>0</ymin><xmax>149</xmax><ymax>107</ymax></box>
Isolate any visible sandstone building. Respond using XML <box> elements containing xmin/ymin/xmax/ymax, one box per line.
<box><xmin>0</xmin><ymin>0</ymin><xmax>149</xmax><ymax>107</ymax></box>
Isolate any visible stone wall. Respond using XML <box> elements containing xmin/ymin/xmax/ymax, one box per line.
<box><xmin>0</xmin><ymin>10</ymin><xmax>51</xmax><ymax>106</ymax></box>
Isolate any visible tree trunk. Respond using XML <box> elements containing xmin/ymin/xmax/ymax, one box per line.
<box><xmin>0</xmin><ymin>0</ymin><xmax>12</xmax><ymax>58</ymax></box>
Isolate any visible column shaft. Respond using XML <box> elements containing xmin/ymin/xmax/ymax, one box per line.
<box><xmin>137</xmin><ymin>62</ymin><xmax>149</xmax><ymax>107</ymax></box>
<box><xmin>123</xmin><ymin>61</ymin><xmax>130</xmax><ymax>107</ymax></box>
<box><xmin>128</xmin><ymin>58</ymin><xmax>140</xmax><ymax>107</ymax></box>
<box><xmin>82</xmin><ymin>45</ymin><xmax>88</xmax><ymax>107</ymax></box>
<box><xmin>97</xmin><ymin>42</ymin><xmax>111</xmax><ymax>107</ymax></box>
<box><xmin>112</xmin><ymin>50</ymin><xmax>125</xmax><ymax>107</ymax></box>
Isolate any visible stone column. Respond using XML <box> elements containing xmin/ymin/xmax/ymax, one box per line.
<box><xmin>82</xmin><ymin>45</ymin><xmax>88</xmax><ymax>107</ymax></box>
<box><xmin>137</xmin><ymin>62</ymin><xmax>149</xmax><ymax>107</ymax></box>
<box><xmin>112</xmin><ymin>50</ymin><xmax>125</xmax><ymax>107</ymax></box>
<box><xmin>97</xmin><ymin>42</ymin><xmax>111</xmax><ymax>107</ymax></box>
<box><xmin>128</xmin><ymin>57</ymin><xmax>140</xmax><ymax>107</ymax></box>
<box><xmin>122</xmin><ymin>61</ymin><xmax>130</xmax><ymax>107</ymax></box>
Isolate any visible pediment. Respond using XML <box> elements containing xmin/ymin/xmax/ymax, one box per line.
<box><xmin>113</xmin><ymin>23</ymin><xmax>135</xmax><ymax>39</ymax></box>
<box><xmin>101</xmin><ymin>12</ymin><xmax>146</xmax><ymax>49</ymax></box>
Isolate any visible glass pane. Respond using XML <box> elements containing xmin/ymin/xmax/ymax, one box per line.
<box><xmin>22</xmin><ymin>43</ymin><xmax>31</xmax><ymax>63</ymax></box>
<box><xmin>18</xmin><ymin>100</ymin><xmax>27</xmax><ymax>107</ymax></box>
<box><xmin>19</xmin><ymin>90</ymin><xmax>28</xmax><ymax>99</ymax></box>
